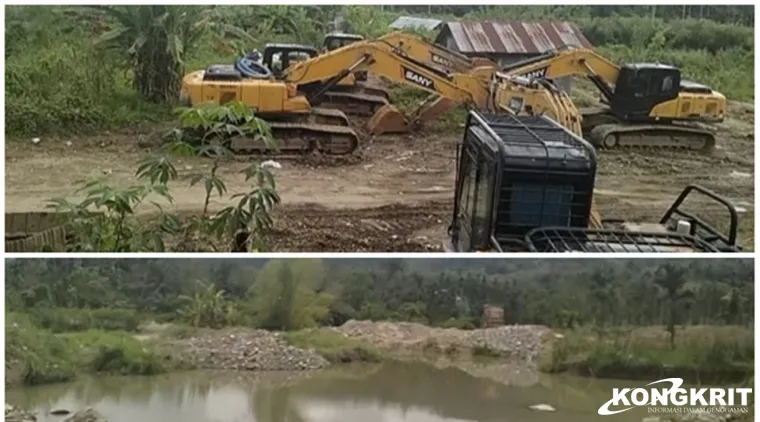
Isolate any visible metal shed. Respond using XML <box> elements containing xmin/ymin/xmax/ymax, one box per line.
<box><xmin>389</xmin><ymin>16</ymin><xmax>444</xmax><ymax>31</ymax></box>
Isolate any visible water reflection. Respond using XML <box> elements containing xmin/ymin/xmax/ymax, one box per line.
<box><xmin>8</xmin><ymin>361</ymin><xmax>649</xmax><ymax>422</ymax></box>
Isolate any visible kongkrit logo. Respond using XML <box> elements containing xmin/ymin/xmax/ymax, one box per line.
<box><xmin>598</xmin><ymin>378</ymin><xmax>753</xmax><ymax>416</ymax></box>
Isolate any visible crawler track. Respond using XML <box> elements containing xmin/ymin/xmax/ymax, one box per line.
<box><xmin>229</xmin><ymin>107</ymin><xmax>360</xmax><ymax>156</ymax></box>
<box><xmin>582</xmin><ymin>108</ymin><xmax>717</xmax><ymax>153</ymax></box>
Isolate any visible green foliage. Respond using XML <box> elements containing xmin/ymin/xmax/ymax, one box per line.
<box><xmin>31</xmin><ymin>308</ymin><xmax>142</xmax><ymax>333</ymax></box>
<box><xmin>6</xmin><ymin>312</ymin><xmax>78</xmax><ymax>385</ymax></box>
<box><xmin>545</xmin><ymin>325</ymin><xmax>754</xmax><ymax>383</ymax></box>
<box><xmin>178</xmin><ymin>280</ymin><xmax>240</xmax><ymax>328</ymax></box>
<box><xmin>86</xmin><ymin>5</ymin><xmax>211</xmax><ymax>104</ymax></box>
<box><xmin>6</xmin><ymin>312</ymin><xmax>172</xmax><ymax>386</ymax></box>
<box><xmin>46</xmin><ymin>102</ymin><xmax>280</xmax><ymax>252</ymax></box>
<box><xmin>249</xmin><ymin>260</ymin><xmax>335</xmax><ymax>330</ymax></box>
<box><xmin>5</xmin><ymin>6</ymin><xmax>169</xmax><ymax>136</ymax></box>
<box><xmin>68</xmin><ymin>330</ymin><xmax>169</xmax><ymax>375</ymax></box>
<box><xmin>438</xmin><ymin>317</ymin><xmax>477</xmax><ymax>330</ymax></box>
<box><xmin>7</xmin><ymin>259</ymin><xmax>754</xmax><ymax>332</ymax></box>
<box><xmin>286</xmin><ymin>329</ymin><xmax>382</xmax><ymax>363</ymax></box>
<box><xmin>6</xmin><ymin>5</ymin><xmax>754</xmax><ymax>138</ymax></box>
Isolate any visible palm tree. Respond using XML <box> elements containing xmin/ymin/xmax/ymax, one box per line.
<box><xmin>653</xmin><ymin>264</ymin><xmax>692</xmax><ymax>349</ymax></box>
<box><xmin>87</xmin><ymin>5</ymin><xmax>211</xmax><ymax>104</ymax></box>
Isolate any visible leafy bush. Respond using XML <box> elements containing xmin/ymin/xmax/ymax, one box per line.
<box><xmin>177</xmin><ymin>280</ymin><xmax>240</xmax><ymax>328</ymax></box>
<box><xmin>6</xmin><ymin>313</ymin><xmax>173</xmax><ymax>386</ymax></box>
<box><xmin>73</xmin><ymin>331</ymin><xmax>169</xmax><ymax>375</ymax></box>
<box><xmin>6</xmin><ymin>313</ymin><xmax>77</xmax><ymax>385</ymax></box>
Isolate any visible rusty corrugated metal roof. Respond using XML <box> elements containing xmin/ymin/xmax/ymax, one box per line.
<box><xmin>444</xmin><ymin>20</ymin><xmax>591</xmax><ymax>55</ymax></box>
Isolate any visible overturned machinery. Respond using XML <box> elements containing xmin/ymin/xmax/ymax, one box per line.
<box><xmin>446</xmin><ymin>111</ymin><xmax>742</xmax><ymax>253</ymax></box>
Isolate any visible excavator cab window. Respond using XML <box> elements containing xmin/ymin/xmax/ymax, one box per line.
<box><xmin>323</xmin><ymin>33</ymin><xmax>364</xmax><ymax>52</ymax></box>
<box><xmin>262</xmin><ymin>44</ymin><xmax>319</xmax><ymax>78</ymax></box>
<box><xmin>611</xmin><ymin>64</ymin><xmax>681</xmax><ymax>120</ymax></box>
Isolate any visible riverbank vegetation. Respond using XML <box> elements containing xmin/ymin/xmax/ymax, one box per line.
<box><xmin>6</xmin><ymin>258</ymin><xmax>753</xmax><ymax>386</ymax></box>
<box><xmin>6</xmin><ymin>5</ymin><xmax>753</xmax><ymax>138</ymax></box>
<box><xmin>5</xmin><ymin>312</ymin><xmax>175</xmax><ymax>386</ymax></box>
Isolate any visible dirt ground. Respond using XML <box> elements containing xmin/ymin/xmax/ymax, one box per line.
<box><xmin>5</xmin><ymin>101</ymin><xmax>754</xmax><ymax>251</ymax></box>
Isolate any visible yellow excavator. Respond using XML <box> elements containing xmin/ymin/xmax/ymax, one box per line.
<box><xmin>327</xmin><ymin>34</ymin><xmax>725</xmax><ymax>152</ymax></box>
<box><xmin>181</xmin><ymin>34</ymin><xmax>591</xmax><ymax>156</ymax></box>
<box><xmin>180</xmin><ymin>37</ymin><xmax>500</xmax><ymax>156</ymax></box>
<box><xmin>310</xmin><ymin>31</ymin><xmax>498</xmax><ymax>117</ymax></box>
<box><xmin>491</xmin><ymin>47</ymin><xmax>726</xmax><ymax>151</ymax></box>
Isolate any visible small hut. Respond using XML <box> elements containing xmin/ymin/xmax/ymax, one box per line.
<box><xmin>481</xmin><ymin>304</ymin><xmax>505</xmax><ymax>328</ymax></box>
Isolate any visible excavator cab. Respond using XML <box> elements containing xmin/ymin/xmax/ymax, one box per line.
<box><xmin>610</xmin><ymin>64</ymin><xmax>681</xmax><ymax>121</ymax></box>
<box><xmin>447</xmin><ymin>111</ymin><xmax>742</xmax><ymax>253</ymax></box>
<box><xmin>322</xmin><ymin>32</ymin><xmax>364</xmax><ymax>52</ymax></box>
<box><xmin>261</xmin><ymin>44</ymin><xmax>319</xmax><ymax>78</ymax></box>
<box><xmin>321</xmin><ymin>32</ymin><xmax>368</xmax><ymax>81</ymax></box>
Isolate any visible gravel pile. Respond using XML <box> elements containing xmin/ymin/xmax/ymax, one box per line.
<box><xmin>337</xmin><ymin>320</ymin><xmax>551</xmax><ymax>362</ymax></box>
<box><xmin>169</xmin><ymin>328</ymin><xmax>329</xmax><ymax>371</ymax></box>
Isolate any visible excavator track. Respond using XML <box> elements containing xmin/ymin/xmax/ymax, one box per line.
<box><xmin>587</xmin><ymin>123</ymin><xmax>716</xmax><ymax>153</ymax></box>
<box><xmin>319</xmin><ymin>91</ymin><xmax>390</xmax><ymax>117</ymax></box>
<box><xmin>228</xmin><ymin>107</ymin><xmax>359</xmax><ymax>156</ymax></box>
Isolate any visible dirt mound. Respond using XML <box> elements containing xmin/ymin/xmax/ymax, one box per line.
<box><xmin>337</xmin><ymin>320</ymin><xmax>551</xmax><ymax>362</ymax></box>
<box><xmin>167</xmin><ymin>328</ymin><xmax>329</xmax><ymax>371</ymax></box>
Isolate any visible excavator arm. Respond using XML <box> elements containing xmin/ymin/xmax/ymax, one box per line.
<box><xmin>378</xmin><ymin>31</ymin><xmax>497</xmax><ymax>73</ymax></box>
<box><xmin>283</xmin><ymin>40</ymin><xmax>495</xmax><ymax>134</ymax></box>
<box><xmin>283</xmin><ymin>39</ymin><xmax>492</xmax><ymax>108</ymax></box>
<box><xmin>500</xmin><ymin>47</ymin><xmax>621</xmax><ymax>102</ymax></box>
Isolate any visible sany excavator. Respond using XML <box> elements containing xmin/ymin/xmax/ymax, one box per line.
<box><xmin>495</xmin><ymin>47</ymin><xmax>726</xmax><ymax>151</ymax></box>
<box><xmin>331</xmin><ymin>34</ymin><xmax>725</xmax><ymax>152</ymax></box>
<box><xmin>300</xmin><ymin>31</ymin><xmax>497</xmax><ymax>117</ymax></box>
<box><xmin>180</xmin><ymin>37</ymin><xmax>501</xmax><ymax>156</ymax></box>
<box><xmin>181</xmin><ymin>34</ymin><xmax>587</xmax><ymax>157</ymax></box>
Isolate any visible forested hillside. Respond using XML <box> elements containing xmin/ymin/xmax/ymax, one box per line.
<box><xmin>6</xmin><ymin>5</ymin><xmax>754</xmax><ymax>137</ymax></box>
<box><xmin>6</xmin><ymin>258</ymin><xmax>753</xmax><ymax>330</ymax></box>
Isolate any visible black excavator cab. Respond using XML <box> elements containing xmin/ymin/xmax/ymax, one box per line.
<box><xmin>447</xmin><ymin>111</ymin><xmax>742</xmax><ymax>253</ymax></box>
<box><xmin>610</xmin><ymin>64</ymin><xmax>681</xmax><ymax>121</ymax></box>
<box><xmin>323</xmin><ymin>32</ymin><xmax>364</xmax><ymax>51</ymax></box>
<box><xmin>261</xmin><ymin>43</ymin><xmax>319</xmax><ymax>78</ymax></box>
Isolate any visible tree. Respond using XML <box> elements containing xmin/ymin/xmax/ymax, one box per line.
<box><xmin>88</xmin><ymin>5</ymin><xmax>210</xmax><ymax>104</ymax></box>
<box><xmin>653</xmin><ymin>264</ymin><xmax>691</xmax><ymax>349</ymax></box>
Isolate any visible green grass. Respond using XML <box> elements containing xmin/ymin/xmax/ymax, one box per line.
<box><xmin>6</xmin><ymin>312</ymin><xmax>175</xmax><ymax>387</ymax></box>
<box><xmin>543</xmin><ymin>325</ymin><xmax>754</xmax><ymax>383</ymax></box>
<box><xmin>286</xmin><ymin>328</ymin><xmax>383</xmax><ymax>363</ymax></box>
<box><xmin>30</xmin><ymin>307</ymin><xmax>144</xmax><ymax>333</ymax></box>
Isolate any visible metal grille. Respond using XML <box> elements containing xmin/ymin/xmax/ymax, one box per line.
<box><xmin>475</xmin><ymin>113</ymin><xmax>593</xmax><ymax>162</ymax></box>
<box><xmin>524</xmin><ymin>227</ymin><xmax>720</xmax><ymax>253</ymax></box>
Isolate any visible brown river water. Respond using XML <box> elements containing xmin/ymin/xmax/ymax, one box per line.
<box><xmin>7</xmin><ymin>360</ymin><xmax>663</xmax><ymax>422</ymax></box>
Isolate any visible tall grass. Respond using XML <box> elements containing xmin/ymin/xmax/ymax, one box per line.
<box><xmin>543</xmin><ymin>325</ymin><xmax>754</xmax><ymax>384</ymax></box>
<box><xmin>6</xmin><ymin>311</ymin><xmax>174</xmax><ymax>387</ymax></box>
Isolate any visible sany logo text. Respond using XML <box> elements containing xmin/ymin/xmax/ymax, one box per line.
<box><xmin>598</xmin><ymin>378</ymin><xmax>753</xmax><ymax>416</ymax></box>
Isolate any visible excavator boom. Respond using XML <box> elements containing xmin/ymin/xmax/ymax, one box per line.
<box><xmin>282</xmin><ymin>39</ymin><xmax>494</xmax><ymax>135</ymax></box>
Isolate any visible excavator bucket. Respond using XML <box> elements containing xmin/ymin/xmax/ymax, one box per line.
<box><xmin>367</xmin><ymin>104</ymin><xmax>411</xmax><ymax>135</ymax></box>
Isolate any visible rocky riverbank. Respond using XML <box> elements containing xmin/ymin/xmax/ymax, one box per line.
<box><xmin>5</xmin><ymin>405</ymin><xmax>108</xmax><ymax>422</ymax></box>
<box><xmin>164</xmin><ymin>327</ymin><xmax>330</xmax><ymax>371</ymax></box>
<box><xmin>159</xmin><ymin>320</ymin><xmax>554</xmax><ymax>371</ymax></box>
<box><xmin>334</xmin><ymin>319</ymin><xmax>552</xmax><ymax>363</ymax></box>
